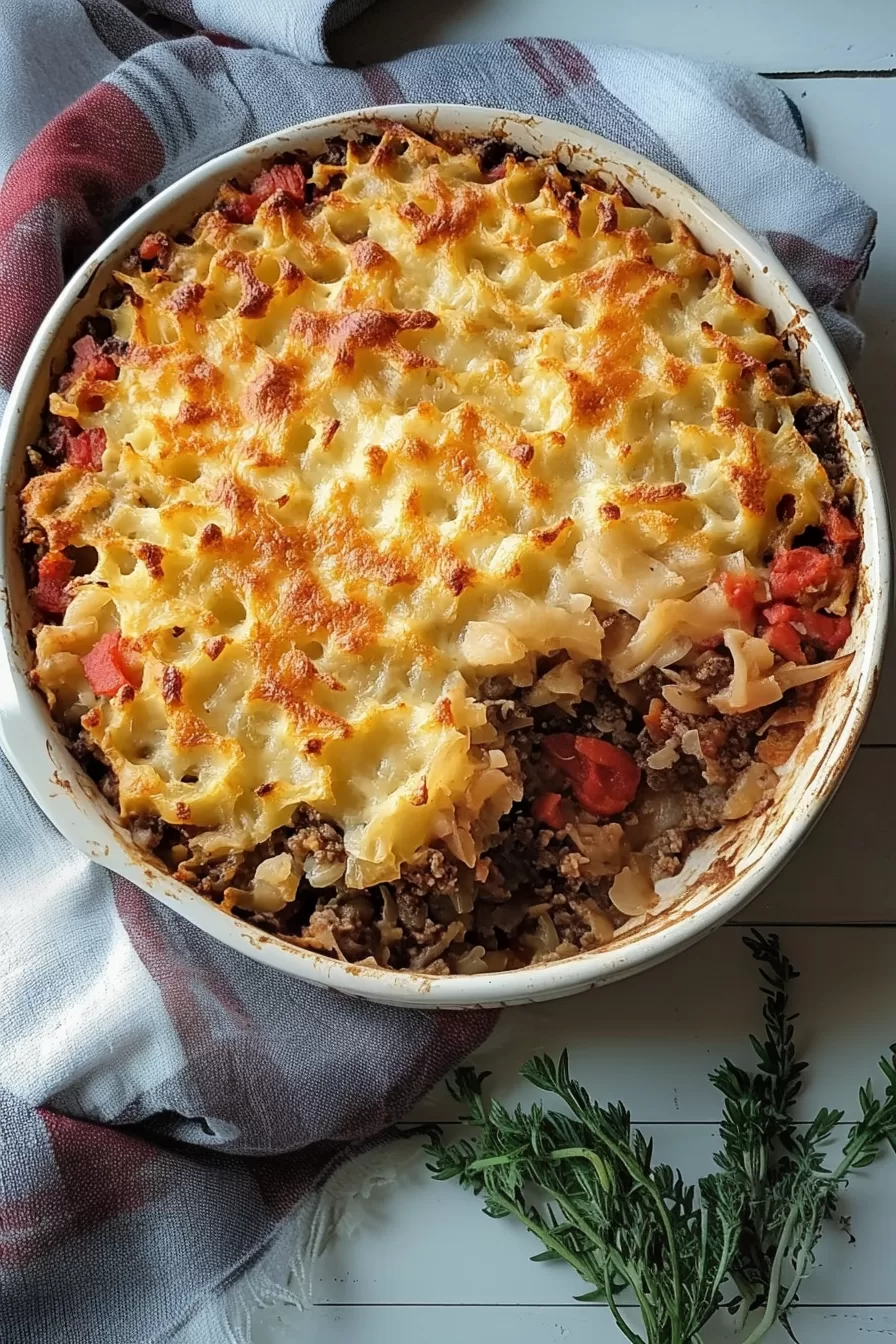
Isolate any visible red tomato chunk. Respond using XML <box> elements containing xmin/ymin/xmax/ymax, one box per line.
<box><xmin>823</xmin><ymin>504</ymin><xmax>859</xmax><ymax>552</ymax></box>
<box><xmin>722</xmin><ymin>572</ymin><xmax>759</xmax><ymax>624</ymax></box>
<box><xmin>760</xmin><ymin>600</ymin><xmax>850</xmax><ymax>660</ymax></box>
<box><xmin>762</xmin><ymin>602</ymin><xmax>803</xmax><ymax>626</ymax></box>
<box><xmin>531</xmin><ymin>792</ymin><xmax>570</xmax><ymax>829</ymax></box>
<box><xmin>220</xmin><ymin>193</ymin><xmax>259</xmax><ymax>224</ymax></box>
<box><xmin>81</xmin><ymin>632</ymin><xmax>139</xmax><ymax>697</ymax></box>
<box><xmin>543</xmin><ymin>734</ymin><xmax>641</xmax><ymax>817</ymax></box>
<box><xmin>65</xmin><ymin>426</ymin><xmax>107</xmax><ymax>470</ymax></box>
<box><xmin>799</xmin><ymin>609</ymin><xmax>851</xmax><ymax>655</ymax></box>
<box><xmin>221</xmin><ymin>164</ymin><xmax>307</xmax><ymax>225</ymax></box>
<box><xmin>137</xmin><ymin>232</ymin><xmax>169</xmax><ymax>263</ymax></box>
<box><xmin>763</xmin><ymin>622</ymin><xmax>806</xmax><ymax>665</ymax></box>
<box><xmin>32</xmin><ymin>551</ymin><xmax>74</xmax><ymax>615</ymax></box>
<box><xmin>71</xmin><ymin>335</ymin><xmax>117</xmax><ymax>382</ymax></box>
<box><xmin>768</xmin><ymin>547</ymin><xmax>836</xmax><ymax>601</ymax></box>
<box><xmin>250</xmin><ymin>163</ymin><xmax>306</xmax><ymax>203</ymax></box>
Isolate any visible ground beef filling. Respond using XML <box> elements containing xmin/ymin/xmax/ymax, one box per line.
<box><xmin>119</xmin><ymin>657</ymin><xmax>805</xmax><ymax>974</ymax></box>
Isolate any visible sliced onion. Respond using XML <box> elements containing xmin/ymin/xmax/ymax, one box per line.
<box><xmin>303</xmin><ymin>854</ymin><xmax>346</xmax><ymax>888</ymax></box>
<box><xmin>774</xmin><ymin>652</ymin><xmax>853</xmax><ymax>691</ymax></box>
<box><xmin>722</xmin><ymin>762</ymin><xmax>778</xmax><ymax>820</ymax></box>
<box><xmin>454</xmin><ymin>944</ymin><xmax>489</xmax><ymax>974</ymax></box>
<box><xmin>662</xmin><ymin>667</ymin><xmax>699</xmax><ymax>687</ymax></box>
<box><xmin>252</xmin><ymin>853</ymin><xmax>299</xmax><ymax>912</ymax></box>
<box><xmin>491</xmin><ymin>896</ymin><xmax>530</xmax><ymax>934</ymax></box>
<box><xmin>680</xmin><ymin>728</ymin><xmax>704</xmax><ymax>760</ymax></box>
<box><xmin>624</xmin><ymin>790</ymin><xmax>686</xmax><ymax>847</ymax></box>
<box><xmin>417</xmin><ymin>921</ymin><xmax>465</xmax><ymax>969</ymax></box>
<box><xmin>541</xmin><ymin>659</ymin><xmax>585</xmax><ymax>696</ymax></box>
<box><xmin>443</xmin><ymin>824</ymin><xmax>476</xmax><ymax>868</ymax></box>
<box><xmin>344</xmin><ymin>851</ymin><xmax>399</xmax><ymax>888</ymax></box>
<box><xmin>378</xmin><ymin>885</ymin><xmax>399</xmax><ymax>928</ymax></box>
<box><xmin>646</xmin><ymin>741</ymin><xmax>679</xmax><ymax>769</ymax></box>
<box><xmin>578</xmin><ymin>899</ymin><xmax>616</xmax><ymax>944</ymax></box>
<box><xmin>534</xmin><ymin>914</ymin><xmax>560</xmax><ymax>952</ymax></box>
<box><xmin>568</xmin><ymin>820</ymin><xmax>627</xmax><ymax>876</ymax></box>
<box><xmin>755</xmin><ymin>723</ymin><xmax>804</xmax><ymax>766</ymax></box>
<box><xmin>652</xmin><ymin>636</ymin><xmax>694</xmax><ymax>669</ymax></box>
<box><xmin>509</xmin><ymin>661</ymin><xmax>536</xmax><ymax>688</ymax></box>
<box><xmin>756</xmin><ymin>704</ymin><xmax>813</xmax><ymax>735</ymax></box>
<box><xmin>710</xmin><ymin>678</ymin><xmax>782</xmax><ymax>714</ymax></box>
<box><xmin>609</xmin><ymin>856</ymin><xmax>657</xmax><ymax>917</ymax></box>
<box><xmin>600</xmin><ymin>612</ymin><xmax>639</xmax><ymax>662</ymax></box>
<box><xmin>448</xmin><ymin>883</ymin><xmax>475</xmax><ymax>915</ymax></box>
<box><xmin>662</xmin><ymin>685</ymin><xmax>714</xmax><ymax>716</ymax></box>
<box><xmin>297</xmin><ymin>918</ymin><xmax>348</xmax><ymax>960</ymax></box>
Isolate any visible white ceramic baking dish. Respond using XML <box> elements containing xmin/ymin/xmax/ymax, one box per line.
<box><xmin>0</xmin><ymin>105</ymin><xmax>889</xmax><ymax>1009</ymax></box>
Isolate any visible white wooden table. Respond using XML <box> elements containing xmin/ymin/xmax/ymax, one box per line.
<box><xmin>252</xmin><ymin>4</ymin><xmax>896</xmax><ymax>1340</ymax></box>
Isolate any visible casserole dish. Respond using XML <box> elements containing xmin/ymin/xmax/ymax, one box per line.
<box><xmin>0</xmin><ymin>104</ymin><xmax>888</xmax><ymax>1008</ymax></box>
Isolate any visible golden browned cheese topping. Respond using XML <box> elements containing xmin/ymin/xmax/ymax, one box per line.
<box><xmin>22</xmin><ymin>126</ymin><xmax>832</xmax><ymax>888</ymax></box>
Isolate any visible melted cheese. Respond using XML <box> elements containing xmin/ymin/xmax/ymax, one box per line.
<box><xmin>23</xmin><ymin>125</ymin><xmax>833</xmax><ymax>885</ymax></box>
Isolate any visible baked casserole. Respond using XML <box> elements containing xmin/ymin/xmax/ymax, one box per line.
<box><xmin>20</xmin><ymin>124</ymin><xmax>859</xmax><ymax>974</ymax></box>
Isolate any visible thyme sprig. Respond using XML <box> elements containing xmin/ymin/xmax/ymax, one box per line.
<box><xmin>425</xmin><ymin>932</ymin><xmax>896</xmax><ymax>1343</ymax></box>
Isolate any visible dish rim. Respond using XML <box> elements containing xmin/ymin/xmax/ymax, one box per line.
<box><xmin>0</xmin><ymin>102</ymin><xmax>889</xmax><ymax>1009</ymax></box>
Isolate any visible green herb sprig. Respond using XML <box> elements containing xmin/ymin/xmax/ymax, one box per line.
<box><xmin>425</xmin><ymin>932</ymin><xmax>896</xmax><ymax>1344</ymax></box>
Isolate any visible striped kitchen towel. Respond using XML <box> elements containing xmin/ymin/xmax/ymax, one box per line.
<box><xmin>0</xmin><ymin>4</ymin><xmax>875</xmax><ymax>1343</ymax></box>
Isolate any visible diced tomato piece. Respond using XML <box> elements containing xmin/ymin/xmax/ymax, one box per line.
<box><xmin>768</xmin><ymin>546</ymin><xmax>837</xmax><ymax>601</ymax></box>
<box><xmin>759</xmin><ymin>596</ymin><xmax>850</xmax><ymax>661</ymax></box>
<box><xmin>250</xmin><ymin>163</ymin><xmax>306</xmax><ymax>203</ymax></box>
<box><xmin>824</xmin><ymin>504</ymin><xmax>860</xmax><ymax>553</ymax></box>
<box><xmin>219</xmin><ymin>191</ymin><xmax>260</xmax><ymax>224</ymax></box>
<box><xmin>32</xmin><ymin>551</ymin><xmax>74</xmax><ymax>615</ymax></box>
<box><xmin>763</xmin><ymin>621</ymin><xmax>806</xmax><ymax>665</ymax></box>
<box><xmin>137</xmin><ymin>232</ymin><xmax>170</xmax><ymax>264</ymax></box>
<box><xmin>762</xmin><ymin>602</ymin><xmax>802</xmax><ymax>626</ymax></box>
<box><xmin>722</xmin><ymin>572</ymin><xmax>759</xmax><ymax>625</ymax></box>
<box><xmin>486</xmin><ymin>160</ymin><xmax>508</xmax><ymax>181</ymax></box>
<box><xmin>800</xmin><ymin>609</ymin><xmax>851</xmax><ymax>655</ymax></box>
<box><xmin>643</xmin><ymin>697</ymin><xmax>668</xmax><ymax>744</ymax></box>
<box><xmin>65</xmin><ymin>426</ymin><xmax>107</xmax><ymax>470</ymax></box>
<box><xmin>71</xmin><ymin>335</ymin><xmax>117</xmax><ymax>381</ymax></box>
<box><xmin>117</xmin><ymin>637</ymin><xmax>145</xmax><ymax>687</ymax></box>
<box><xmin>543</xmin><ymin>733</ymin><xmax>641</xmax><ymax>817</ymax></box>
<box><xmin>532</xmin><ymin>792</ymin><xmax>570</xmax><ymax>829</ymax></box>
<box><xmin>81</xmin><ymin>632</ymin><xmax>139</xmax><ymax>697</ymax></box>
<box><xmin>219</xmin><ymin>164</ymin><xmax>306</xmax><ymax>224</ymax></box>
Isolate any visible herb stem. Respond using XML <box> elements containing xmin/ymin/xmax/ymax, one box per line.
<box><xmin>487</xmin><ymin>1190</ymin><xmax>597</xmax><ymax>1288</ymax></box>
<box><xmin>468</xmin><ymin>1145</ymin><xmax>611</xmax><ymax>1190</ymax></box>
<box><xmin>603</xmin><ymin>1257</ymin><xmax>646</xmax><ymax>1344</ymax></box>
<box><xmin>593</xmin><ymin>1129</ymin><xmax>684</xmax><ymax>1338</ymax></box>
<box><xmin>739</xmin><ymin>1198</ymin><xmax>802</xmax><ymax>1344</ymax></box>
<box><xmin>705</xmin><ymin>1216</ymin><xmax>737</xmax><ymax>1322</ymax></box>
<box><xmin>546</xmin><ymin>1145</ymin><xmax>613</xmax><ymax>1191</ymax></box>
<box><xmin>549</xmin><ymin>1187</ymin><xmax>660</xmax><ymax>1340</ymax></box>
